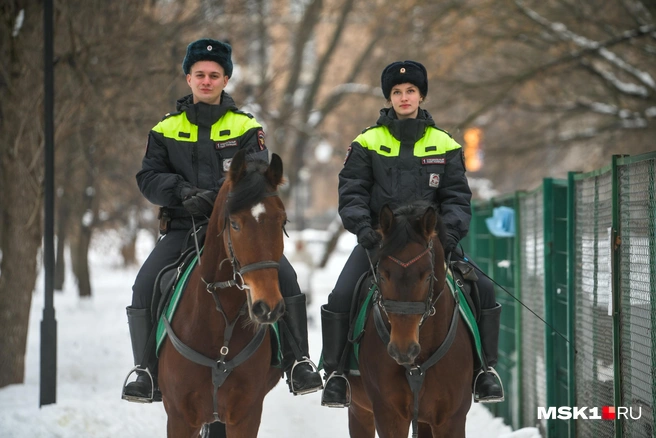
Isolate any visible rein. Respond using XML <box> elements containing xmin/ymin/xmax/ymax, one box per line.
<box><xmin>371</xmin><ymin>240</ymin><xmax>459</xmax><ymax>438</ymax></box>
<box><xmin>163</xmin><ymin>189</ymin><xmax>281</xmax><ymax>423</ymax></box>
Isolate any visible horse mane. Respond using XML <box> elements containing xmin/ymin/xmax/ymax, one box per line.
<box><xmin>226</xmin><ymin>159</ymin><xmax>275</xmax><ymax>215</ymax></box>
<box><xmin>376</xmin><ymin>201</ymin><xmax>447</xmax><ymax>262</ymax></box>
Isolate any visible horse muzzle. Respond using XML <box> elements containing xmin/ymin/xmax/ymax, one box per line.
<box><xmin>250</xmin><ymin>298</ymin><xmax>285</xmax><ymax>324</ymax></box>
<box><xmin>387</xmin><ymin>341</ymin><xmax>421</xmax><ymax>365</ymax></box>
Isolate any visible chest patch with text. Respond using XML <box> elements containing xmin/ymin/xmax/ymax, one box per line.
<box><xmin>421</xmin><ymin>157</ymin><xmax>445</xmax><ymax>165</ymax></box>
<box><xmin>216</xmin><ymin>140</ymin><xmax>238</xmax><ymax>150</ymax></box>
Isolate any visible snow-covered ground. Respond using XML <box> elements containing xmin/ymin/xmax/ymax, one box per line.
<box><xmin>0</xmin><ymin>229</ymin><xmax>541</xmax><ymax>437</ymax></box>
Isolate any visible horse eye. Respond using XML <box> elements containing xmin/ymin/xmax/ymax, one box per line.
<box><xmin>230</xmin><ymin>220</ymin><xmax>240</xmax><ymax>231</ymax></box>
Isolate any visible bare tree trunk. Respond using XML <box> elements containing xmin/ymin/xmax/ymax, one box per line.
<box><xmin>71</xmin><ymin>223</ymin><xmax>92</xmax><ymax>297</ymax></box>
<box><xmin>0</xmin><ymin>1</ymin><xmax>44</xmax><ymax>388</ymax></box>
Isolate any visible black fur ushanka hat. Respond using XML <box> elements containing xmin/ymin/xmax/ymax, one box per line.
<box><xmin>381</xmin><ymin>60</ymin><xmax>428</xmax><ymax>100</ymax></box>
<box><xmin>182</xmin><ymin>38</ymin><xmax>233</xmax><ymax>77</ymax></box>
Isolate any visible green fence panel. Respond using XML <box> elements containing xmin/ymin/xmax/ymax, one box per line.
<box><xmin>463</xmin><ymin>194</ymin><xmax>519</xmax><ymax>429</ymax></box>
<box><xmin>543</xmin><ymin>179</ymin><xmax>570</xmax><ymax>438</ymax></box>
<box><xmin>518</xmin><ymin>186</ymin><xmax>548</xmax><ymax>435</ymax></box>
<box><xmin>617</xmin><ymin>153</ymin><xmax>656</xmax><ymax>437</ymax></box>
<box><xmin>572</xmin><ymin>167</ymin><xmax>616</xmax><ymax>438</ymax></box>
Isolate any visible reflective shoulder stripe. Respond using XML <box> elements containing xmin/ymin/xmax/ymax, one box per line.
<box><xmin>152</xmin><ymin>113</ymin><xmax>198</xmax><ymax>142</ymax></box>
<box><xmin>354</xmin><ymin>127</ymin><xmax>400</xmax><ymax>157</ymax></box>
<box><xmin>211</xmin><ymin>111</ymin><xmax>262</xmax><ymax>141</ymax></box>
<box><xmin>413</xmin><ymin>127</ymin><xmax>462</xmax><ymax>157</ymax></box>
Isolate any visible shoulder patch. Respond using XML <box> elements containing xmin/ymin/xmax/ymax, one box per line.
<box><xmin>257</xmin><ymin>129</ymin><xmax>266</xmax><ymax>151</ymax></box>
<box><xmin>343</xmin><ymin>145</ymin><xmax>353</xmax><ymax>165</ymax></box>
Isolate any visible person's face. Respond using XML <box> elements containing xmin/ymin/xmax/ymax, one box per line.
<box><xmin>389</xmin><ymin>83</ymin><xmax>422</xmax><ymax>119</ymax></box>
<box><xmin>186</xmin><ymin>61</ymin><xmax>229</xmax><ymax>105</ymax></box>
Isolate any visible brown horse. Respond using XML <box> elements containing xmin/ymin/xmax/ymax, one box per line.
<box><xmin>348</xmin><ymin>203</ymin><xmax>473</xmax><ymax>438</ymax></box>
<box><xmin>158</xmin><ymin>150</ymin><xmax>286</xmax><ymax>437</ymax></box>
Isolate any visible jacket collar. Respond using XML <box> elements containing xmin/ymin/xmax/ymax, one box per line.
<box><xmin>176</xmin><ymin>91</ymin><xmax>238</xmax><ymax>128</ymax></box>
<box><xmin>376</xmin><ymin>107</ymin><xmax>436</xmax><ymax>143</ymax></box>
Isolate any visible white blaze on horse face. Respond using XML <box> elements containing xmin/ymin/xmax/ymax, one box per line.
<box><xmin>251</xmin><ymin>202</ymin><xmax>266</xmax><ymax>222</ymax></box>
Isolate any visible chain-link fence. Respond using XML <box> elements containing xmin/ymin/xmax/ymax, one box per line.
<box><xmin>465</xmin><ymin>152</ymin><xmax>656</xmax><ymax>437</ymax></box>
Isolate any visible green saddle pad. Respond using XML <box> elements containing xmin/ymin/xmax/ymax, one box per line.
<box><xmin>336</xmin><ymin>270</ymin><xmax>483</xmax><ymax>373</ymax></box>
<box><xmin>155</xmin><ymin>253</ymin><xmax>282</xmax><ymax>367</ymax></box>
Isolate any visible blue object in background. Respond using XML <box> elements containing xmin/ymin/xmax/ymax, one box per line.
<box><xmin>485</xmin><ymin>206</ymin><xmax>515</xmax><ymax>237</ymax></box>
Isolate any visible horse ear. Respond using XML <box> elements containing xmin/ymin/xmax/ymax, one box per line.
<box><xmin>266</xmin><ymin>153</ymin><xmax>284</xmax><ymax>187</ymax></box>
<box><xmin>229</xmin><ymin>149</ymin><xmax>247</xmax><ymax>183</ymax></box>
<box><xmin>379</xmin><ymin>204</ymin><xmax>395</xmax><ymax>236</ymax></box>
<box><xmin>421</xmin><ymin>206</ymin><xmax>438</xmax><ymax>240</ymax></box>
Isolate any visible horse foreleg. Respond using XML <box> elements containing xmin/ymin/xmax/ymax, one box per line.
<box><xmin>224</xmin><ymin>404</ymin><xmax>264</xmax><ymax>438</ymax></box>
<box><xmin>431</xmin><ymin>416</ymin><xmax>467</xmax><ymax>438</ymax></box>
<box><xmin>166</xmin><ymin>411</ymin><xmax>202</xmax><ymax>438</ymax></box>
<box><xmin>417</xmin><ymin>422</ymin><xmax>432</xmax><ymax>437</ymax></box>
<box><xmin>371</xmin><ymin>406</ymin><xmax>412</xmax><ymax>438</ymax></box>
<box><xmin>348</xmin><ymin>402</ymin><xmax>375</xmax><ymax>438</ymax></box>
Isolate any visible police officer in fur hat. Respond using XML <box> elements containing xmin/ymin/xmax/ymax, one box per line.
<box><xmin>122</xmin><ymin>38</ymin><xmax>323</xmax><ymax>406</ymax></box>
<box><xmin>320</xmin><ymin>60</ymin><xmax>504</xmax><ymax>407</ymax></box>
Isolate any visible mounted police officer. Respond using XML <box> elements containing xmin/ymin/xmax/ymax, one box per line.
<box><xmin>122</xmin><ymin>38</ymin><xmax>322</xmax><ymax>405</ymax></box>
<box><xmin>320</xmin><ymin>60</ymin><xmax>504</xmax><ymax>407</ymax></box>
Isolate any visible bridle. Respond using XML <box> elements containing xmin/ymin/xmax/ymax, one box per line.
<box><xmin>163</xmin><ymin>189</ymin><xmax>284</xmax><ymax>423</ymax></box>
<box><xmin>369</xmin><ymin>237</ymin><xmax>460</xmax><ymax>438</ymax></box>
<box><xmin>203</xmin><ymin>191</ymin><xmax>281</xmax><ymax>292</ymax></box>
<box><xmin>373</xmin><ymin>240</ymin><xmax>442</xmax><ymax>326</ymax></box>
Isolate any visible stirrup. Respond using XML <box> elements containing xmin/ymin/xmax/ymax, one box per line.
<box><xmin>321</xmin><ymin>371</ymin><xmax>351</xmax><ymax>408</ymax></box>
<box><xmin>121</xmin><ymin>366</ymin><xmax>155</xmax><ymax>403</ymax></box>
<box><xmin>288</xmin><ymin>357</ymin><xmax>323</xmax><ymax>395</ymax></box>
<box><xmin>473</xmin><ymin>367</ymin><xmax>505</xmax><ymax>403</ymax></box>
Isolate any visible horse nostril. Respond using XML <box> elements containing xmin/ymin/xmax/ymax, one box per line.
<box><xmin>409</xmin><ymin>342</ymin><xmax>421</xmax><ymax>360</ymax></box>
<box><xmin>251</xmin><ymin>300</ymin><xmax>270</xmax><ymax>319</ymax></box>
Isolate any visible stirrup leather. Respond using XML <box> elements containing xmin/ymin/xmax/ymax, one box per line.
<box><xmin>321</xmin><ymin>371</ymin><xmax>352</xmax><ymax>408</ymax></box>
<box><xmin>473</xmin><ymin>367</ymin><xmax>505</xmax><ymax>403</ymax></box>
<box><xmin>288</xmin><ymin>357</ymin><xmax>323</xmax><ymax>395</ymax></box>
<box><xmin>121</xmin><ymin>365</ymin><xmax>156</xmax><ymax>403</ymax></box>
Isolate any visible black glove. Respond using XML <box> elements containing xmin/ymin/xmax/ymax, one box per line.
<box><xmin>357</xmin><ymin>227</ymin><xmax>382</xmax><ymax>250</ymax></box>
<box><xmin>443</xmin><ymin>231</ymin><xmax>460</xmax><ymax>254</ymax></box>
<box><xmin>182</xmin><ymin>190</ymin><xmax>216</xmax><ymax>217</ymax></box>
<box><xmin>179</xmin><ymin>185</ymin><xmax>202</xmax><ymax>201</ymax></box>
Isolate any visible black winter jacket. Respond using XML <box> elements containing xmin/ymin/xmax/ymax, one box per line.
<box><xmin>136</xmin><ymin>92</ymin><xmax>268</xmax><ymax>230</ymax></box>
<box><xmin>338</xmin><ymin>107</ymin><xmax>472</xmax><ymax>242</ymax></box>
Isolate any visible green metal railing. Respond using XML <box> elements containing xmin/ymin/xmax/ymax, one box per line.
<box><xmin>465</xmin><ymin>152</ymin><xmax>656</xmax><ymax>437</ymax></box>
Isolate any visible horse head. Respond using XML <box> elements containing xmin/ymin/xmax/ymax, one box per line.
<box><xmin>375</xmin><ymin>202</ymin><xmax>447</xmax><ymax>365</ymax></box>
<box><xmin>214</xmin><ymin>149</ymin><xmax>286</xmax><ymax>324</ymax></box>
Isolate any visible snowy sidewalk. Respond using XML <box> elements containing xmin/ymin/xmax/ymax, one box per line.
<box><xmin>0</xmin><ymin>231</ymin><xmax>541</xmax><ymax>437</ymax></box>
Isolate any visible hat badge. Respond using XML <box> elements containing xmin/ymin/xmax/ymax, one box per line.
<box><xmin>400</xmin><ymin>67</ymin><xmax>406</xmax><ymax>73</ymax></box>
<box><xmin>207</xmin><ymin>45</ymin><xmax>213</xmax><ymax>51</ymax></box>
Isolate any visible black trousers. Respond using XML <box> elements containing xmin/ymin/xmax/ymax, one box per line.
<box><xmin>132</xmin><ymin>229</ymin><xmax>301</xmax><ymax>309</ymax></box>
<box><xmin>325</xmin><ymin>244</ymin><xmax>496</xmax><ymax>314</ymax></box>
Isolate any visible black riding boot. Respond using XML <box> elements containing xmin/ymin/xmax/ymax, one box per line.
<box><xmin>281</xmin><ymin>294</ymin><xmax>323</xmax><ymax>395</ymax></box>
<box><xmin>320</xmin><ymin>306</ymin><xmax>351</xmax><ymax>408</ymax></box>
<box><xmin>122</xmin><ymin>307</ymin><xmax>161</xmax><ymax>403</ymax></box>
<box><xmin>474</xmin><ymin>303</ymin><xmax>504</xmax><ymax>403</ymax></box>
